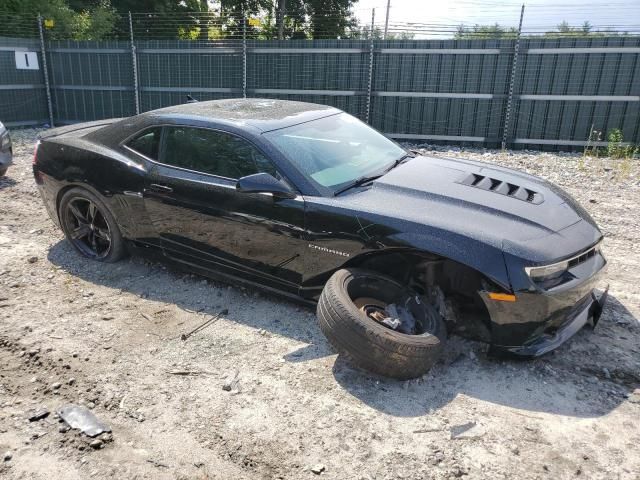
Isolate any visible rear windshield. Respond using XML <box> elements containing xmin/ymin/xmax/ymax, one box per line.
<box><xmin>264</xmin><ymin>113</ymin><xmax>405</xmax><ymax>193</ymax></box>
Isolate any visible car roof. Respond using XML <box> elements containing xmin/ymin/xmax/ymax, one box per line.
<box><xmin>143</xmin><ymin>98</ymin><xmax>342</xmax><ymax>132</ymax></box>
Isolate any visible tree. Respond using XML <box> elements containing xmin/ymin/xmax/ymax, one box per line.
<box><xmin>454</xmin><ymin>23</ymin><xmax>518</xmax><ymax>39</ymax></box>
<box><xmin>544</xmin><ymin>20</ymin><xmax>625</xmax><ymax>37</ymax></box>
<box><xmin>0</xmin><ymin>0</ymin><xmax>118</xmax><ymax>40</ymax></box>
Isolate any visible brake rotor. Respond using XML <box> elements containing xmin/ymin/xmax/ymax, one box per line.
<box><xmin>353</xmin><ymin>297</ymin><xmax>389</xmax><ymax>324</ymax></box>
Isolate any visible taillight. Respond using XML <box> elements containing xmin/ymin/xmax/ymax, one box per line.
<box><xmin>32</xmin><ymin>140</ymin><xmax>40</xmax><ymax>165</ymax></box>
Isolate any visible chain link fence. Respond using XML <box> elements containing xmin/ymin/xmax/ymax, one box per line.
<box><xmin>0</xmin><ymin>8</ymin><xmax>639</xmax><ymax>150</ymax></box>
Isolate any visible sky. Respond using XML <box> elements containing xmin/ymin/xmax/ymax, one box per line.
<box><xmin>352</xmin><ymin>0</ymin><xmax>640</xmax><ymax>35</ymax></box>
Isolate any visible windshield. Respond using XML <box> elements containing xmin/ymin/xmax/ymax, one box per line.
<box><xmin>264</xmin><ymin>113</ymin><xmax>405</xmax><ymax>193</ymax></box>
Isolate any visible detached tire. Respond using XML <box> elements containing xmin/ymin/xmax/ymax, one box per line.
<box><xmin>317</xmin><ymin>268</ymin><xmax>446</xmax><ymax>380</ymax></box>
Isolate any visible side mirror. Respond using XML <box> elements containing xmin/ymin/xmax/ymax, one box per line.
<box><xmin>236</xmin><ymin>173</ymin><xmax>297</xmax><ymax>199</ymax></box>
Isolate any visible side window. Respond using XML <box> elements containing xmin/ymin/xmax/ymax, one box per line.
<box><xmin>126</xmin><ymin>127</ymin><xmax>161</xmax><ymax>160</ymax></box>
<box><xmin>162</xmin><ymin>127</ymin><xmax>277</xmax><ymax>179</ymax></box>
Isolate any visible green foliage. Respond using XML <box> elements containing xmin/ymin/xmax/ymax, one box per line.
<box><xmin>1</xmin><ymin>0</ymin><xmax>118</xmax><ymax>40</ymax></box>
<box><xmin>544</xmin><ymin>20</ymin><xmax>629</xmax><ymax>38</ymax></box>
<box><xmin>606</xmin><ymin>129</ymin><xmax>636</xmax><ymax>159</ymax></box>
<box><xmin>455</xmin><ymin>24</ymin><xmax>518</xmax><ymax>39</ymax></box>
<box><xmin>454</xmin><ymin>20</ymin><xmax>630</xmax><ymax>40</ymax></box>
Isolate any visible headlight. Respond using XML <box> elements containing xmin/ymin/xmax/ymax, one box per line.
<box><xmin>525</xmin><ymin>261</ymin><xmax>568</xmax><ymax>281</ymax></box>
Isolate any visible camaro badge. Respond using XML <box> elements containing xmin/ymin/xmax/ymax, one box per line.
<box><xmin>308</xmin><ymin>244</ymin><xmax>350</xmax><ymax>257</ymax></box>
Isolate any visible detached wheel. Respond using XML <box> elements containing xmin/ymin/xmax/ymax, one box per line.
<box><xmin>317</xmin><ymin>268</ymin><xmax>446</xmax><ymax>379</ymax></box>
<box><xmin>59</xmin><ymin>187</ymin><xmax>127</xmax><ymax>263</ymax></box>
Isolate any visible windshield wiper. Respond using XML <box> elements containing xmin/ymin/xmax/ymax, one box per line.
<box><xmin>333</xmin><ymin>152</ymin><xmax>416</xmax><ymax>197</ymax></box>
<box><xmin>385</xmin><ymin>151</ymin><xmax>416</xmax><ymax>173</ymax></box>
<box><xmin>333</xmin><ymin>173</ymin><xmax>385</xmax><ymax>196</ymax></box>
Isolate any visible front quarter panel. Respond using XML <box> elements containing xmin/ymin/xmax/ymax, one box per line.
<box><xmin>302</xmin><ymin>197</ymin><xmax>511</xmax><ymax>292</ymax></box>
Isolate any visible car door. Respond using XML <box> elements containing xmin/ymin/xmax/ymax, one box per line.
<box><xmin>141</xmin><ymin>125</ymin><xmax>307</xmax><ymax>292</ymax></box>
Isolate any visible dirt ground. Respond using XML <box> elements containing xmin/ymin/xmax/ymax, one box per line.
<box><xmin>1</xmin><ymin>129</ymin><xmax>639</xmax><ymax>480</ymax></box>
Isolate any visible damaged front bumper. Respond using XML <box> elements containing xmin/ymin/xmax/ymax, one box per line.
<box><xmin>483</xmin><ymin>252</ymin><xmax>608</xmax><ymax>358</ymax></box>
<box><xmin>490</xmin><ymin>286</ymin><xmax>608</xmax><ymax>357</ymax></box>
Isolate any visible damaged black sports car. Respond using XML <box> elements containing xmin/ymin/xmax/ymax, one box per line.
<box><xmin>33</xmin><ymin>99</ymin><xmax>608</xmax><ymax>379</ymax></box>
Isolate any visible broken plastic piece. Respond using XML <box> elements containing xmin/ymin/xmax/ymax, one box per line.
<box><xmin>58</xmin><ymin>404</ymin><xmax>111</xmax><ymax>437</ymax></box>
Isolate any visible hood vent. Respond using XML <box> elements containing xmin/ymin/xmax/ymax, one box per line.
<box><xmin>460</xmin><ymin>173</ymin><xmax>544</xmax><ymax>204</ymax></box>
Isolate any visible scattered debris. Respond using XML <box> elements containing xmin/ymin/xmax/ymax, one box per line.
<box><xmin>147</xmin><ymin>459</ymin><xmax>170</xmax><ymax>469</ymax></box>
<box><xmin>27</xmin><ymin>408</ymin><xmax>50</xmax><ymax>422</ymax></box>
<box><xmin>167</xmin><ymin>370</ymin><xmax>211</xmax><ymax>376</ymax></box>
<box><xmin>413</xmin><ymin>427</ymin><xmax>443</xmax><ymax>434</ymax></box>
<box><xmin>89</xmin><ymin>439</ymin><xmax>104</xmax><ymax>449</ymax></box>
<box><xmin>181</xmin><ymin>308</ymin><xmax>229</xmax><ymax>341</ymax></box>
<box><xmin>222</xmin><ymin>370</ymin><xmax>239</xmax><ymax>392</ymax></box>
<box><xmin>310</xmin><ymin>464</ymin><xmax>326</xmax><ymax>474</ymax></box>
<box><xmin>450</xmin><ymin>422</ymin><xmax>486</xmax><ymax>440</ymax></box>
<box><xmin>58</xmin><ymin>404</ymin><xmax>111</xmax><ymax>437</ymax></box>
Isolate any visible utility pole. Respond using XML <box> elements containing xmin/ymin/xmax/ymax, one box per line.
<box><xmin>277</xmin><ymin>0</ymin><xmax>286</xmax><ymax>40</ymax></box>
<box><xmin>384</xmin><ymin>0</ymin><xmax>391</xmax><ymax>39</ymax></box>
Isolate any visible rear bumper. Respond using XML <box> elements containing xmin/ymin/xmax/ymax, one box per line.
<box><xmin>490</xmin><ymin>286</ymin><xmax>608</xmax><ymax>357</ymax></box>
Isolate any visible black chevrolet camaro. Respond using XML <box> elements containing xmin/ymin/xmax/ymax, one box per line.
<box><xmin>33</xmin><ymin>99</ymin><xmax>608</xmax><ymax>379</ymax></box>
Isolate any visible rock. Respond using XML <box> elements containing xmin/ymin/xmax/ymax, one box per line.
<box><xmin>51</xmin><ymin>382</ymin><xmax>62</xmax><ymax>390</ymax></box>
<box><xmin>27</xmin><ymin>408</ymin><xmax>50</xmax><ymax>422</ymax></box>
<box><xmin>28</xmin><ymin>349</ymin><xmax>39</xmax><ymax>357</ymax></box>
<box><xmin>3</xmin><ymin>451</ymin><xmax>12</xmax><ymax>462</ymax></box>
<box><xmin>27</xmin><ymin>256</ymin><xmax>38</xmax><ymax>264</ymax></box>
<box><xmin>89</xmin><ymin>439</ymin><xmax>104</xmax><ymax>449</ymax></box>
<box><xmin>310</xmin><ymin>464</ymin><xmax>326</xmax><ymax>474</ymax></box>
<box><xmin>68</xmin><ymin>378</ymin><xmax>76</xmax><ymax>385</ymax></box>
<box><xmin>602</xmin><ymin>367</ymin><xmax>611</xmax><ymax>379</ymax></box>
<box><xmin>222</xmin><ymin>382</ymin><xmax>232</xmax><ymax>392</ymax></box>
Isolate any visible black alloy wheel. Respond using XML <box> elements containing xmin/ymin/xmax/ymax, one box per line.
<box><xmin>59</xmin><ymin>188</ymin><xmax>127</xmax><ymax>263</ymax></box>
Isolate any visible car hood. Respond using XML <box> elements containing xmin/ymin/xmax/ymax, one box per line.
<box><xmin>378</xmin><ymin>155</ymin><xmax>593</xmax><ymax>232</ymax></box>
<box><xmin>330</xmin><ymin>155</ymin><xmax>600</xmax><ymax>262</ymax></box>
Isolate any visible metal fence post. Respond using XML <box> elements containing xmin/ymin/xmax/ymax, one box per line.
<box><xmin>242</xmin><ymin>11</ymin><xmax>247</xmax><ymax>99</ymax></box>
<box><xmin>501</xmin><ymin>4</ymin><xmax>525</xmax><ymax>150</ymax></box>
<box><xmin>365</xmin><ymin>8</ymin><xmax>375</xmax><ymax>124</ymax></box>
<box><xmin>128</xmin><ymin>12</ymin><xmax>140</xmax><ymax>115</ymax></box>
<box><xmin>384</xmin><ymin>0</ymin><xmax>391</xmax><ymax>39</ymax></box>
<box><xmin>37</xmin><ymin>14</ymin><xmax>54</xmax><ymax>127</ymax></box>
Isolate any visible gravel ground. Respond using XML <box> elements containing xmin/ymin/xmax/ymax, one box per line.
<box><xmin>1</xmin><ymin>129</ymin><xmax>639</xmax><ymax>480</ymax></box>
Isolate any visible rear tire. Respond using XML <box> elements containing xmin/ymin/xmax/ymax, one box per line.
<box><xmin>59</xmin><ymin>187</ymin><xmax>127</xmax><ymax>263</ymax></box>
<box><xmin>317</xmin><ymin>268</ymin><xmax>446</xmax><ymax>379</ymax></box>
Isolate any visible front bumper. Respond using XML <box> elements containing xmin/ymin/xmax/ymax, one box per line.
<box><xmin>489</xmin><ymin>286</ymin><xmax>608</xmax><ymax>357</ymax></box>
<box><xmin>483</xmin><ymin>251</ymin><xmax>608</xmax><ymax>358</ymax></box>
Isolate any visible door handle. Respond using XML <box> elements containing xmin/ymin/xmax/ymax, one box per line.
<box><xmin>148</xmin><ymin>183</ymin><xmax>173</xmax><ymax>194</ymax></box>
